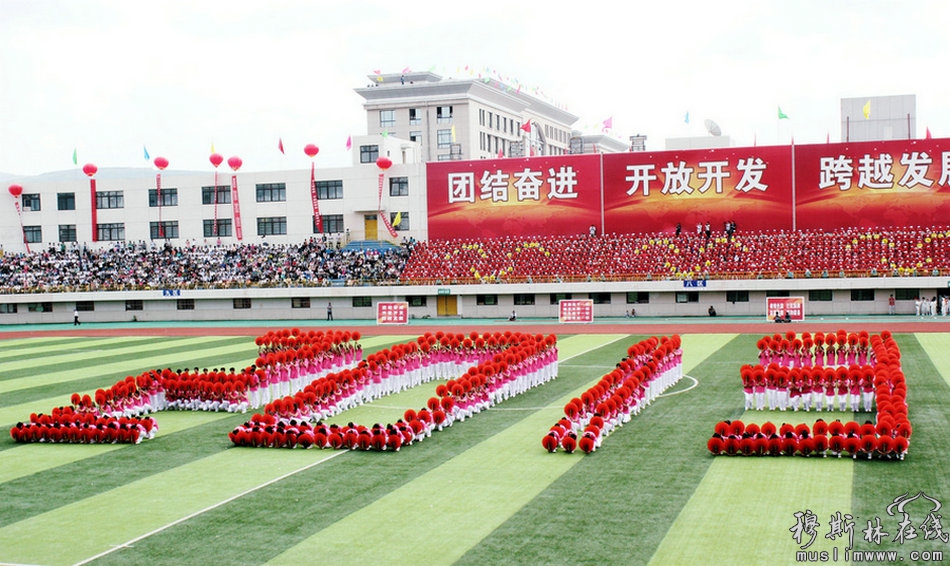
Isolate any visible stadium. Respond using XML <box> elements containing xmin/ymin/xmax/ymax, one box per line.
<box><xmin>3</xmin><ymin>69</ymin><xmax>950</xmax><ymax>566</ymax></box>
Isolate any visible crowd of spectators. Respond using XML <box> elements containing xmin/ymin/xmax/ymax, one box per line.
<box><xmin>0</xmin><ymin>238</ymin><xmax>413</xmax><ymax>293</ymax></box>
<box><xmin>2</xmin><ymin>225</ymin><xmax>948</xmax><ymax>293</ymax></box>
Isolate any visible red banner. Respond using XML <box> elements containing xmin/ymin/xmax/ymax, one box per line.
<box><xmin>558</xmin><ymin>299</ymin><xmax>594</xmax><ymax>324</ymax></box>
<box><xmin>426</xmin><ymin>155</ymin><xmax>603</xmax><ymax>240</ymax></box>
<box><xmin>156</xmin><ymin>173</ymin><xmax>164</xmax><ymax>238</ymax></box>
<box><xmin>794</xmin><ymin>138</ymin><xmax>950</xmax><ymax>229</ymax></box>
<box><xmin>311</xmin><ymin>162</ymin><xmax>322</xmax><ymax>233</ymax></box>
<box><xmin>603</xmin><ymin>145</ymin><xmax>794</xmax><ymax>234</ymax></box>
<box><xmin>89</xmin><ymin>178</ymin><xmax>97</xmax><ymax>242</ymax></box>
<box><xmin>231</xmin><ymin>175</ymin><xmax>243</xmax><ymax>240</ymax></box>
<box><xmin>376</xmin><ymin>301</ymin><xmax>409</xmax><ymax>325</ymax></box>
<box><xmin>766</xmin><ymin>297</ymin><xmax>805</xmax><ymax>322</ymax></box>
<box><xmin>212</xmin><ymin>170</ymin><xmax>219</xmax><ymax>237</ymax></box>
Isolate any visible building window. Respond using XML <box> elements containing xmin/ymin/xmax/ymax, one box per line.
<box><xmin>256</xmin><ymin>183</ymin><xmax>286</xmax><ymax>202</ymax></box>
<box><xmin>96</xmin><ymin>191</ymin><xmax>124</xmax><ymax>209</ymax></box>
<box><xmin>675</xmin><ymin>292</ymin><xmax>699</xmax><ymax>303</ymax></box>
<box><xmin>589</xmin><ymin>292</ymin><xmax>611</xmax><ymax>305</ymax></box>
<box><xmin>550</xmin><ymin>293</ymin><xmax>572</xmax><ymax>304</ymax></box>
<box><xmin>202</xmin><ymin>185</ymin><xmax>231</xmax><ymax>205</ymax></box>
<box><xmin>28</xmin><ymin>302</ymin><xmax>53</xmax><ymax>313</ymax></box>
<box><xmin>626</xmin><ymin>292</ymin><xmax>649</xmax><ymax>304</ymax></box>
<box><xmin>437</xmin><ymin>129</ymin><xmax>452</xmax><ymax>149</ymax></box>
<box><xmin>125</xmin><ymin>300</ymin><xmax>143</xmax><ymax>311</ymax></box>
<box><xmin>0</xmin><ymin>304</ymin><xmax>17</xmax><ymax>314</ymax></box>
<box><xmin>808</xmin><ymin>289</ymin><xmax>833</xmax><ymax>302</ymax></box>
<box><xmin>407</xmin><ymin>296</ymin><xmax>427</xmax><ymax>307</ymax></box>
<box><xmin>726</xmin><ymin>290</ymin><xmax>750</xmax><ymax>303</ymax></box>
<box><xmin>76</xmin><ymin>301</ymin><xmax>94</xmax><ymax>312</ymax></box>
<box><xmin>177</xmin><ymin>299</ymin><xmax>195</xmax><ymax>310</ymax></box>
<box><xmin>409</xmin><ymin>131</ymin><xmax>422</xmax><ymax>144</ymax></box>
<box><xmin>390</xmin><ymin>212</ymin><xmax>409</xmax><ymax>231</ymax></box>
<box><xmin>851</xmin><ymin>289</ymin><xmax>875</xmax><ymax>302</ymax></box>
<box><xmin>57</xmin><ymin>192</ymin><xmax>76</xmax><ymax>210</ymax></box>
<box><xmin>59</xmin><ymin>225</ymin><xmax>77</xmax><ymax>243</ymax></box>
<box><xmin>389</xmin><ymin>176</ymin><xmax>409</xmax><ymax>196</ymax></box>
<box><xmin>409</xmin><ymin>108</ymin><xmax>421</xmax><ymax>125</ymax></box>
<box><xmin>316</xmin><ymin>180</ymin><xmax>344</xmax><ymax>199</ymax></box>
<box><xmin>315</xmin><ymin>214</ymin><xmax>344</xmax><ymax>234</ymax></box>
<box><xmin>22</xmin><ymin>193</ymin><xmax>41</xmax><ymax>211</ymax></box>
<box><xmin>894</xmin><ymin>289</ymin><xmax>918</xmax><ymax>301</ymax></box>
<box><xmin>23</xmin><ymin>226</ymin><xmax>42</xmax><ymax>244</ymax></box>
<box><xmin>203</xmin><ymin>219</ymin><xmax>233</xmax><ymax>238</ymax></box>
<box><xmin>149</xmin><ymin>221</ymin><xmax>179</xmax><ymax>240</ymax></box>
<box><xmin>360</xmin><ymin>145</ymin><xmax>379</xmax><ymax>163</ymax></box>
<box><xmin>233</xmin><ymin>298</ymin><xmax>251</xmax><ymax>309</ymax></box>
<box><xmin>436</xmin><ymin>154</ymin><xmax>454</xmax><ymax>161</ymax></box>
<box><xmin>436</xmin><ymin>105</ymin><xmax>453</xmax><ymax>123</ymax></box>
<box><xmin>353</xmin><ymin>296</ymin><xmax>373</xmax><ymax>308</ymax></box>
<box><xmin>96</xmin><ymin>223</ymin><xmax>125</xmax><ymax>241</ymax></box>
<box><xmin>257</xmin><ymin>217</ymin><xmax>287</xmax><ymax>236</ymax></box>
<box><xmin>514</xmin><ymin>294</ymin><xmax>536</xmax><ymax>306</ymax></box>
<box><xmin>476</xmin><ymin>294</ymin><xmax>498</xmax><ymax>306</ymax></box>
<box><xmin>291</xmin><ymin>297</ymin><xmax>311</xmax><ymax>309</ymax></box>
<box><xmin>379</xmin><ymin>109</ymin><xmax>395</xmax><ymax>128</ymax></box>
<box><xmin>148</xmin><ymin>187</ymin><xmax>178</xmax><ymax>207</ymax></box>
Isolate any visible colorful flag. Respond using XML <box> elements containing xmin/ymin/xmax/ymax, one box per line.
<box><xmin>777</xmin><ymin>106</ymin><xmax>789</xmax><ymax>120</ymax></box>
<box><xmin>72</xmin><ymin>147</ymin><xmax>78</xmax><ymax>165</ymax></box>
<box><xmin>926</xmin><ymin>127</ymin><xmax>932</xmax><ymax>139</ymax></box>
<box><xmin>451</xmin><ymin>125</ymin><xmax>456</xmax><ymax>142</ymax></box>
<box><xmin>602</xmin><ymin>117</ymin><xmax>613</xmax><ymax>131</ymax></box>
<box><xmin>278</xmin><ymin>138</ymin><xmax>285</xmax><ymax>154</ymax></box>
<box><xmin>826</xmin><ymin>132</ymin><xmax>831</xmax><ymax>144</ymax></box>
<box><xmin>345</xmin><ymin>136</ymin><xmax>352</xmax><ymax>150</ymax></box>
<box><xmin>393</xmin><ymin>211</ymin><xmax>402</xmax><ymax>227</ymax></box>
<box><xmin>381</xmin><ymin>130</ymin><xmax>389</xmax><ymax>138</ymax></box>
<box><xmin>211</xmin><ymin>142</ymin><xmax>215</xmax><ymax>153</ymax></box>
<box><xmin>863</xmin><ymin>100</ymin><xmax>871</xmax><ymax>119</ymax></box>
<box><xmin>521</xmin><ymin>121</ymin><xmax>531</xmax><ymax>133</ymax></box>
<box><xmin>497</xmin><ymin>148</ymin><xmax>504</xmax><ymax>158</ymax></box>
<box><xmin>143</xmin><ymin>145</ymin><xmax>150</xmax><ymax>160</ymax></box>
<box><xmin>684</xmin><ymin>111</ymin><xmax>690</xmax><ymax>125</ymax></box>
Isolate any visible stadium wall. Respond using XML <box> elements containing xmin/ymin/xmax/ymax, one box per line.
<box><xmin>2</xmin><ymin>277</ymin><xmax>946</xmax><ymax>325</ymax></box>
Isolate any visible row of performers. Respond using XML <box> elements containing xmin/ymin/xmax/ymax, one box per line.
<box><xmin>757</xmin><ymin>338</ymin><xmax>875</xmax><ymax>368</ymax></box>
<box><xmin>10</xmin><ymin>408</ymin><xmax>158</xmax><ymax>444</ymax></box>
<box><xmin>543</xmin><ymin>335</ymin><xmax>683</xmax><ymax>454</ymax></box>
<box><xmin>740</xmin><ymin>364</ymin><xmax>884</xmax><ymax>412</ymax></box>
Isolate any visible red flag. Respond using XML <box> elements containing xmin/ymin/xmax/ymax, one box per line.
<box><xmin>345</xmin><ymin>136</ymin><xmax>352</xmax><ymax>150</ymax></box>
<box><xmin>521</xmin><ymin>121</ymin><xmax>531</xmax><ymax>133</ymax></box>
<box><xmin>826</xmin><ymin>132</ymin><xmax>830</xmax><ymax>144</ymax></box>
<box><xmin>601</xmin><ymin>116</ymin><xmax>613</xmax><ymax>131</ymax></box>
<box><xmin>278</xmin><ymin>138</ymin><xmax>285</xmax><ymax>154</ymax></box>
<box><xmin>926</xmin><ymin>127</ymin><xmax>932</xmax><ymax>139</ymax></box>
<box><xmin>497</xmin><ymin>148</ymin><xmax>504</xmax><ymax>158</ymax></box>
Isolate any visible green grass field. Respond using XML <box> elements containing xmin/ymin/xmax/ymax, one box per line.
<box><xmin>1</xmin><ymin>331</ymin><xmax>948</xmax><ymax>566</ymax></box>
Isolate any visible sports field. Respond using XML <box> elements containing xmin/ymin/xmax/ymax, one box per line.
<box><xmin>1</xmin><ymin>323</ymin><xmax>949</xmax><ymax>566</ymax></box>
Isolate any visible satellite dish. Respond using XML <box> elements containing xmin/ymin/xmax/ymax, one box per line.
<box><xmin>704</xmin><ymin>119</ymin><xmax>722</xmax><ymax>136</ymax></box>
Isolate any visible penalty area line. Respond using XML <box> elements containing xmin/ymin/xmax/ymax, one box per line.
<box><xmin>71</xmin><ymin>449</ymin><xmax>348</xmax><ymax>566</ymax></box>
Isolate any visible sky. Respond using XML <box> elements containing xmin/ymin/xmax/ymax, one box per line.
<box><xmin>2</xmin><ymin>0</ymin><xmax>949</xmax><ymax>177</ymax></box>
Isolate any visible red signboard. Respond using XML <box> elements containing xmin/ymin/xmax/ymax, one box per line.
<box><xmin>603</xmin><ymin>145</ymin><xmax>794</xmax><ymax>234</ymax></box>
<box><xmin>795</xmin><ymin>138</ymin><xmax>950</xmax><ymax>229</ymax></box>
<box><xmin>766</xmin><ymin>297</ymin><xmax>805</xmax><ymax>322</ymax></box>
<box><xmin>426</xmin><ymin>154</ymin><xmax>603</xmax><ymax>240</ymax></box>
<box><xmin>376</xmin><ymin>301</ymin><xmax>409</xmax><ymax>325</ymax></box>
<box><xmin>558</xmin><ymin>299</ymin><xmax>594</xmax><ymax>324</ymax></box>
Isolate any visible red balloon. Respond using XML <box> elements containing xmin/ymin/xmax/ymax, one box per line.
<box><xmin>376</xmin><ymin>156</ymin><xmax>393</xmax><ymax>170</ymax></box>
<box><xmin>153</xmin><ymin>156</ymin><xmax>169</xmax><ymax>170</ymax></box>
<box><xmin>304</xmin><ymin>144</ymin><xmax>319</xmax><ymax>158</ymax></box>
<box><xmin>227</xmin><ymin>156</ymin><xmax>243</xmax><ymax>171</ymax></box>
<box><xmin>8</xmin><ymin>184</ymin><xmax>23</xmax><ymax>197</ymax></box>
<box><xmin>209</xmin><ymin>153</ymin><xmax>224</xmax><ymax>168</ymax></box>
<box><xmin>82</xmin><ymin>163</ymin><xmax>98</xmax><ymax>177</ymax></box>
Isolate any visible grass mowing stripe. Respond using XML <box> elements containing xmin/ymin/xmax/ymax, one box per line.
<box><xmin>453</xmin><ymin>333</ymin><xmax>739</xmax><ymax>566</ymax></box>
<box><xmin>849</xmin><ymin>334</ymin><xmax>950</xmax><ymax>559</ymax></box>
<box><xmin>0</xmin><ymin>336</ymin><xmax>251</xmax><ymax>395</ymax></box>
<box><xmin>0</xmin><ymin>448</ymin><xmax>345</xmax><ymax>566</ymax></box>
<box><xmin>0</xmin><ymin>336</ymin><xmax>193</xmax><ymax>375</ymax></box>
<box><xmin>0</xmin><ymin>411</ymin><xmax>236</xmax><ymax>484</ymax></box>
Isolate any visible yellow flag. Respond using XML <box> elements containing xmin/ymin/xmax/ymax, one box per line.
<box><xmin>393</xmin><ymin>211</ymin><xmax>402</xmax><ymax>227</ymax></box>
<box><xmin>451</xmin><ymin>125</ymin><xmax>456</xmax><ymax>142</ymax></box>
<box><xmin>863</xmin><ymin>100</ymin><xmax>871</xmax><ymax>119</ymax></box>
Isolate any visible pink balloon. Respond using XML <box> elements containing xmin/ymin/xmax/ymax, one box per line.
<box><xmin>227</xmin><ymin>156</ymin><xmax>243</xmax><ymax>171</ymax></box>
<box><xmin>8</xmin><ymin>184</ymin><xmax>23</xmax><ymax>197</ymax></box>
<box><xmin>209</xmin><ymin>153</ymin><xmax>224</xmax><ymax>168</ymax></box>
<box><xmin>82</xmin><ymin>163</ymin><xmax>98</xmax><ymax>177</ymax></box>
<box><xmin>153</xmin><ymin>156</ymin><xmax>169</xmax><ymax>170</ymax></box>
<box><xmin>304</xmin><ymin>144</ymin><xmax>319</xmax><ymax>158</ymax></box>
<box><xmin>376</xmin><ymin>156</ymin><xmax>393</xmax><ymax>171</ymax></box>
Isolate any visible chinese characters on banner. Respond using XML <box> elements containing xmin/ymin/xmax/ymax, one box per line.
<box><xmin>766</xmin><ymin>296</ymin><xmax>805</xmax><ymax>322</ymax></box>
<box><xmin>425</xmin><ymin>138</ymin><xmax>950</xmax><ymax>240</ymax></box>
<box><xmin>376</xmin><ymin>301</ymin><xmax>409</xmax><ymax>325</ymax></box>
<box><xmin>558</xmin><ymin>299</ymin><xmax>594</xmax><ymax>324</ymax></box>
